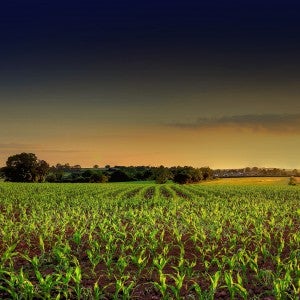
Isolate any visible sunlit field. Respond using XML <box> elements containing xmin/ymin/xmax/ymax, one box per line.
<box><xmin>0</xmin><ymin>179</ymin><xmax>299</xmax><ymax>299</ymax></box>
<box><xmin>203</xmin><ymin>177</ymin><xmax>290</xmax><ymax>186</ymax></box>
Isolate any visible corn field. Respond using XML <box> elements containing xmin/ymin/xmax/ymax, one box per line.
<box><xmin>0</xmin><ymin>181</ymin><xmax>299</xmax><ymax>299</ymax></box>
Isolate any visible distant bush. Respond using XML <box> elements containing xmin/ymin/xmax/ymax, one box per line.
<box><xmin>154</xmin><ymin>166</ymin><xmax>170</xmax><ymax>184</ymax></box>
<box><xmin>172</xmin><ymin>166</ymin><xmax>209</xmax><ymax>184</ymax></box>
<box><xmin>82</xmin><ymin>170</ymin><xmax>94</xmax><ymax>178</ymax></box>
<box><xmin>288</xmin><ymin>176</ymin><xmax>297</xmax><ymax>186</ymax></box>
<box><xmin>46</xmin><ymin>174</ymin><xmax>57</xmax><ymax>182</ymax></box>
<box><xmin>109</xmin><ymin>170</ymin><xmax>131</xmax><ymax>182</ymax></box>
<box><xmin>173</xmin><ymin>172</ymin><xmax>192</xmax><ymax>184</ymax></box>
<box><xmin>90</xmin><ymin>173</ymin><xmax>108</xmax><ymax>183</ymax></box>
<box><xmin>72</xmin><ymin>176</ymin><xmax>87</xmax><ymax>183</ymax></box>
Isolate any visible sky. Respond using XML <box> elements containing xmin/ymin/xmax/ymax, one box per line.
<box><xmin>1</xmin><ymin>0</ymin><xmax>300</xmax><ymax>168</ymax></box>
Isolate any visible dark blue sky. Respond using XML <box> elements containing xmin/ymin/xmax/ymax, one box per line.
<box><xmin>1</xmin><ymin>0</ymin><xmax>300</xmax><ymax>109</ymax></box>
<box><xmin>1</xmin><ymin>0</ymin><xmax>300</xmax><ymax>167</ymax></box>
<box><xmin>1</xmin><ymin>0</ymin><xmax>300</xmax><ymax>71</ymax></box>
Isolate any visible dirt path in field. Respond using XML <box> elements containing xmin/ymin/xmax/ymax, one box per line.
<box><xmin>170</xmin><ymin>186</ymin><xmax>190</xmax><ymax>199</ymax></box>
<box><xmin>122</xmin><ymin>187</ymin><xmax>143</xmax><ymax>199</ymax></box>
<box><xmin>159</xmin><ymin>186</ymin><xmax>172</xmax><ymax>199</ymax></box>
<box><xmin>143</xmin><ymin>186</ymin><xmax>155</xmax><ymax>199</ymax></box>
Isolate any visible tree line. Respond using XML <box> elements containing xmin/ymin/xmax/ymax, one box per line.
<box><xmin>0</xmin><ymin>153</ymin><xmax>214</xmax><ymax>184</ymax></box>
<box><xmin>214</xmin><ymin>167</ymin><xmax>300</xmax><ymax>178</ymax></box>
<box><xmin>1</xmin><ymin>152</ymin><xmax>298</xmax><ymax>184</ymax></box>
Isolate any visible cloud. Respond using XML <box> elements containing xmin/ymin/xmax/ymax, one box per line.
<box><xmin>0</xmin><ymin>143</ymin><xmax>84</xmax><ymax>153</ymax></box>
<box><xmin>37</xmin><ymin>149</ymin><xmax>85</xmax><ymax>153</ymax></box>
<box><xmin>168</xmin><ymin>113</ymin><xmax>300</xmax><ymax>134</ymax></box>
<box><xmin>0</xmin><ymin>142</ymin><xmax>35</xmax><ymax>149</ymax></box>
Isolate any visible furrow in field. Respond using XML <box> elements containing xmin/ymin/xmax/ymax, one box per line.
<box><xmin>159</xmin><ymin>186</ymin><xmax>173</xmax><ymax>199</ymax></box>
<box><xmin>120</xmin><ymin>186</ymin><xmax>143</xmax><ymax>199</ymax></box>
<box><xmin>143</xmin><ymin>186</ymin><xmax>155</xmax><ymax>200</ymax></box>
<box><xmin>169</xmin><ymin>185</ymin><xmax>191</xmax><ymax>199</ymax></box>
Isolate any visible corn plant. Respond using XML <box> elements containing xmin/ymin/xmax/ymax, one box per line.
<box><xmin>0</xmin><ymin>181</ymin><xmax>299</xmax><ymax>299</ymax></box>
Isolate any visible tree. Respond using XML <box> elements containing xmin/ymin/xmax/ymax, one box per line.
<box><xmin>45</xmin><ymin>173</ymin><xmax>57</xmax><ymax>182</ymax></box>
<box><xmin>34</xmin><ymin>160</ymin><xmax>50</xmax><ymax>182</ymax></box>
<box><xmin>93</xmin><ymin>164</ymin><xmax>99</xmax><ymax>169</ymax></box>
<box><xmin>82</xmin><ymin>170</ymin><xmax>94</xmax><ymax>178</ymax></box>
<box><xmin>154</xmin><ymin>166</ymin><xmax>170</xmax><ymax>184</ymax></box>
<box><xmin>109</xmin><ymin>170</ymin><xmax>131</xmax><ymax>182</ymax></box>
<box><xmin>245</xmin><ymin>167</ymin><xmax>251</xmax><ymax>173</ymax></box>
<box><xmin>173</xmin><ymin>172</ymin><xmax>192</xmax><ymax>184</ymax></box>
<box><xmin>2</xmin><ymin>153</ymin><xmax>49</xmax><ymax>182</ymax></box>
<box><xmin>199</xmin><ymin>167</ymin><xmax>213</xmax><ymax>180</ymax></box>
<box><xmin>172</xmin><ymin>166</ymin><xmax>204</xmax><ymax>184</ymax></box>
<box><xmin>0</xmin><ymin>168</ymin><xmax>4</xmax><ymax>180</ymax></box>
<box><xmin>81</xmin><ymin>170</ymin><xmax>108</xmax><ymax>183</ymax></box>
<box><xmin>72</xmin><ymin>165</ymin><xmax>81</xmax><ymax>171</ymax></box>
<box><xmin>90</xmin><ymin>173</ymin><xmax>108</xmax><ymax>183</ymax></box>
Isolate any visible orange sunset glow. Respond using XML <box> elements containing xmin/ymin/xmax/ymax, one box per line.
<box><xmin>1</xmin><ymin>1</ymin><xmax>300</xmax><ymax>169</ymax></box>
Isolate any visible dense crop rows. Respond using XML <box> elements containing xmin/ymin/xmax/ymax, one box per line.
<box><xmin>0</xmin><ymin>181</ymin><xmax>299</xmax><ymax>299</ymax></box>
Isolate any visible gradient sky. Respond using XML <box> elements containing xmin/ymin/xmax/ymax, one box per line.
<box><xmin>1</xmin><ymin>0</ymin><xmax>300</xmax><ymax>168</ymax></box>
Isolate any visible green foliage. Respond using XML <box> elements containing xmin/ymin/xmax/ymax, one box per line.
<box><xmin>288</xmin><ymin>176</ymin><xmax>297</xmax><ymax>186</ymax></box>
<box><xmin>154</xmin><ymin>166</ymin><xmax>170</xmax><ymax>184</ymax></box>
<box><xmin>81</xmin><ymin>170</ymin><xmax>108</xmax><ymax>183</ymax></box>
<box><xmin>172</xmin><ymin>166</ymin><xmax>209</xmax><ymax>184</ymax></box>
<box><xmin>173</xmin><ymin>172</ymin><xmax>192</xmax><ymax>184</ymax></box>
<box><xmin>90</xmin><ymin>172</ymin><xmax>108</xmax><ymax>183</ymax></box>
<box><xmin>0</xmin><ymin>181</ymin><xmax>299</xmax><ymax>298</ymax></box>
<box><xmin>45</xmin><ymin>173</ymin><xmax>57</xmax><ymax>182</ymax></box>
<box><xmin>109</xmin><ymin>170</ymin><xmax>131</xmax><ymax>182</ymax></box>
<box><xmin>2</xmin><ymin>152</ymin><xmax>49</xmax><ymax>182</ymax></box>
